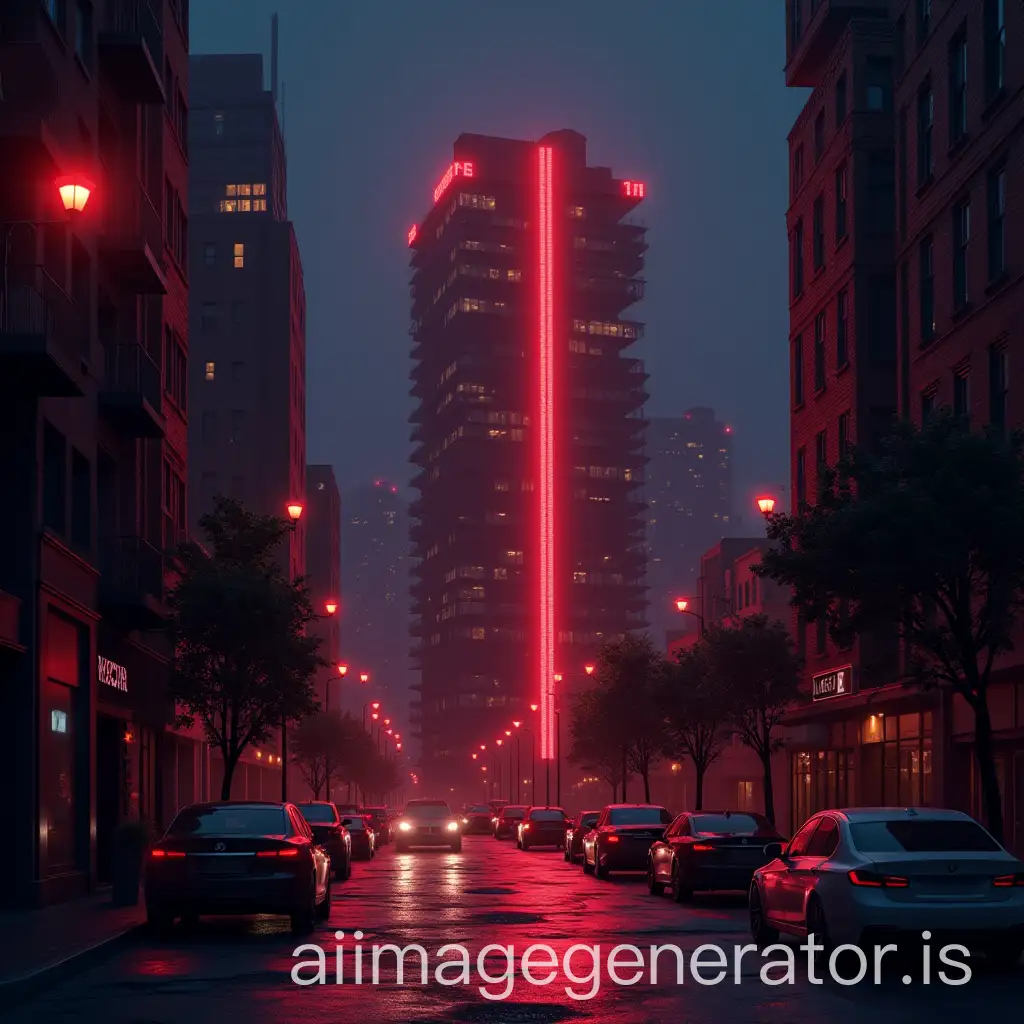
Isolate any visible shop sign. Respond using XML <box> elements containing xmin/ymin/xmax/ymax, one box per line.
<box><xmin>98</xmin><ymin>655</ymin><xmax>128</xmax><ymax>693</ymax></box>
<box><xmin>812</xmin><ymin>665</ymin><xmax>853</xmax><ymax>701</ymax></box>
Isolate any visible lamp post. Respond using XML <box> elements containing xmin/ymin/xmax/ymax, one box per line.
<box><xmin>674</xmin><ymin>597</ymin><xmax>705</xmax><ymax>637</ymax></box>
<box><xmin>280</xmin><ymin>500</ymin><xmax>305</xmax><ymax>801</ymax></box>
<box><xmin>362</xmin><ymin>700</ymin><xmax>380</xmax><ymax>732</ymax></box>
<box><xmin>324</xmin><ymin>661</ymin><xmax>346</xmax><ymax>802</ymax></box>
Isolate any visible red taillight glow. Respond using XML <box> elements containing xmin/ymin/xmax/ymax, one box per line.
<box><xmin>150</xmin><ymin>849</ymin><xmax>185</xmax><ymax>858</ymax></box>
<box><xmin>692</xmin><ymin>844</ymin><xmax>714</xmax><ymax>851</ymax></box>
<box><xmin>606</xmin><ymin>835</ymin><xmax>620</xmax><ymax>843</ymax></box>
<box><xmin>257</xmin><ymin>848</ymin><xmax>300</xmax><ymax>858</ymax></box>
<box><xmin>994</xmin><ymin>873</ymin><xmax>1024</xmax><ymax>887</ymax></box>
<box><xmin>536</xmin><ymin>143</ymin><xmax>557</xmax><ymax>763</ymax></box>
<box><xmin>848</xmin><ymin>869</ymin><xmax>909</xmax><ymax>888</ymax></box>
<box><xmin>522</xmin><ymin>823</ymin><xmax>531</xmax><ymax>830</ymax></box>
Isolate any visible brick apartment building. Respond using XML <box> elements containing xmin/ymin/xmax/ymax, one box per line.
<box><xmin>784</xmin><ymin>0</ymin><xmax>1024</xmax><ymax>849</ymax></box>
<box><xmin>0</xmin><ymin>0</ymin><xmax>191</xmax><ymax>906</ymax></box>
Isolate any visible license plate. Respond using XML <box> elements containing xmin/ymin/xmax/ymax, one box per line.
<box><xmin>199</xmin><ymin>857</ymin><xmax>249</xmax><ymax>875</ymax></box>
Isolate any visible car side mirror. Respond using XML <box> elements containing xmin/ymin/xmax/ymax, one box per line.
<box><xmin>763</xmin><ymin>842</ymin><xmax>785</xmax><ymax>860</ymax></box>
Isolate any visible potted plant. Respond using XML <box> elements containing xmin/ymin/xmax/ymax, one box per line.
<box><xmin>111</xmin><ymin>819</ymin><xmax>152</xmax><ymax>906</ymax></box>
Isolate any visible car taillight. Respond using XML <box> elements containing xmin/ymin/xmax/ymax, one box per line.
<box><xmin>257</xmin><ymin>848</ymin><xmax>300</xmax><ymax>858</ymax></box>
<box><xmin>606</xmin><ymin>835</ymin><xmax>620</xmax><ymax>843</ymax></box>
<box><xmin>848</xmin><ymin>869</ymin><xmax>909</xmax><ymax>888</ymax></box>
<box><xmin>522</xmin><ymin>823</ymin><xmax>531</xmax><ymax>830</ymax></box>
<box><xmin>150</xmin><ymin>848</ymin><xmax>185</xmax><ymax>858</ymax></box>
<box><xmin>993</xmin><ymin>873</ymin><xmax>1024</xmax><ymax>887</ymax></box>
<box><xmin>692</xmin><ymin>843</ymin><xmax>714</xmax><ymax>851</ymax></box>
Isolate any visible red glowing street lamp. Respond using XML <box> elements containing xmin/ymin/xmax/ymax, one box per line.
<box><xmin>383</xmin><ymin>718</ymin><xmax>391</xmax><ymax>727</ymax></box>
<box><xmin>529</xmin><ymin>704</ymin><xmax>538</xmax><ymax>713</ymax></box>
<box><xmin>472</xmin><ymin>752</ymin><xmax>478</xmax><ymax>760</ymax></box>
<box><xmin>512</xmin><ymin>721</ymin><xmax>522</xmax><ymax>728</ymax></box>
<box><xmin>55</xmin><ymin>175</ymin><xmax>95</xmax><ymax>214</ymax></box>
<box><xmin>496</xmin><ymin>739</ymin><xmax>503</xmax><ymax>746</ymax></box>
<box><xmin>553</xmin><ymin>673</ymin><xmax>563</xmax><ymax>683</ymax></box>
<box><xmin>756</xmin><ymin>496</ymin><xmax>777</xmax><ymax>515</ymax></box>
<box><xmin>396</xmin><ymin>743</ymin><xmax>402</xmax><ymax>751</ymax></box>
<box><xmin>505</xmin><ymin>729</ymin><xmax>512</xmax><ymax>737</ymax></box>
<box><xmin>386</xmin><ymin>728</ymin><xmax>393</xmax><ymax>736</ymax></box>
<box><xmin>675</xmin><ymin>597</ymin><xmax>689</xmax><ymax>613</ymax></box>
<box><xmin>286</xmin><ymin>501</ymin><xmax>304</xmax><ymax>521</ymax></box>
<box><xmin>480</xmin><ymin>744</ymin><xmax>486</xmax><ymax>751</ymax></box>
<box><xmin>324</xmin><ymin>600</ymin><xmax>338</xmax><ymax>615</ymax></box>
<box><xmin>337</xmin><ymin>664</ymin><xmax>348</xmax><ymax>677</ymax></box>
<box><xmin>584</xmin><ymin>664</ymin><xmax>595</xmax><ymax>676</ymax></box>
<box><xmin>359</xmin><ymin>672</ymin><xmax>370</xmax><ymax>684</ymax></box>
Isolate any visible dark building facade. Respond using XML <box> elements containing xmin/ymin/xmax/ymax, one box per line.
<box><xmin>186</xmin><ymin>50</ymin><xmax>306</xmax><ymax>797</ymax></box>
<box><xmin>408</xmin><ymin>131</ymin><xmax>648</xmax><ymax>795</ymax></box>
<box><xmin>338</xmin><ymin>481</ymin><xmax>410</xmax><ymax>730</ymax></box>
<box><xmin>782</xmin><ymin>0</ymin><xmax>1024</xmax><ymax>850</ymax></box>
<box><xmin>0</xmin><ymin>0</ymin><xmax>190</xmax><ymax>906</ymax></box>
<box><xmin>645</xmin><ymin>409</ymin><xmax>733</xmax><ymax>645</ymax></box>
<box><xmin>307</xmin><ymin>464</ymin><xmax>341</xmax><ymax>712</ymax></box>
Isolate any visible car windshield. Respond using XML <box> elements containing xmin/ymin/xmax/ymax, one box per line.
<box><xmin>579</xmin><ymin>813</ymin><xmax>600</xmax><ymax>827</ymax></box>
<box><xmin>297</xmin><ymin>804</ymin><xmax>337</xmax><ymax>824</ymax></box>
<box><xmin>468</xmin><ymin>805</ymin><xmax>491</xmax><ymax>813</ymax></box>
<box><xmin>530</xmin><ymin>810</ymin><xmax>566</xmax><ymax>821</ymax></box>
<box><xmin>500</xmin><ymin>808</ymin><xmax>526</xmax><ymax>819</ymax></box>
<box><xmin>850</xmin><ymin>819</ymin><xmax>1001</xmax><ymax>853</ymax></box>
<box><xmin>168</xmin><ymin>806</ymin><xmax>288</xmax><ymax>836</ymax></box>
<box><xmin>692</xmin><ymin>813</ymin><xmax>777</xmax><ymax>837</ymax></box>
<box><xmin>608</xmin><ymin>807</ymin><xmax>673</xmax><ymax>825</ymax></box>
<box><xmin>405</xmin><ymin>803</ymin><xmax>451</xmax><ymax>818</ymax></box>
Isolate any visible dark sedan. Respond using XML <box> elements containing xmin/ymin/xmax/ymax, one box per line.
<box><xmin>461</xmin><ymin>805</ymin><xmax>495</xmax><ymax>835</ymax></box>
<box><xmin>394</xmin><ymin>800</ymin><xmax>462</xmax><ymax>851</ymax></box>
<box><xmin>493</xmin><ymin>805</ymin><xmax>528</xmax><ymax>839</ymax></box>
<box><xmin>564</xmin><ymin>811</ymin><xmax>601</xmax><ymax>863</ymax></box>
<box><xmin>648</xmin><ymin>811</ymin><xmax>783</xmax><ymax>902</ymax></box>
<box><xmin>518</xmin><ymin>807</ymin><xmax>569</xmax><ymax>850</ymax></box>
<box><xmin>340</xmin><ymin>814</ymin><xmax>376</xmax><ymax>860</ymax></box>
<box><xmin>582</xmin><ymin>804</ymin><xmax>673</xmax><ymax>878</ymax></box>
<box><xmin>145</xmin><ymin>802</ymin><xmax>331</xmax><ymax>935</ymax></box>
<box><xmin>297</xmin><ymin>802</ymin><xmax>352</xmax><ymax>881</ymax></box>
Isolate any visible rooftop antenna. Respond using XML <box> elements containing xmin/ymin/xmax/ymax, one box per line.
<box><xmin>270</xmin><ymin>12</ymin><xmax>279</xmax><ymax>105</ymax></box>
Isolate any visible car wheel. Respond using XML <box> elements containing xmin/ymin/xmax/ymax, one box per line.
<box><xmin>564</xmin><ymin>846</ymin><xmax>570</xmax><ymax>862</ymax></box>
<box><xmin>451</xmin><ymin>840</ymin><xmax>462</xmax><ymax>852</ymax></box>
<box><xmin>146</xmin><ymin>905</ymin><xmax>175</xmax><ymax>935</ymax></box>
<box><xmin>316</xmin><ymin>876</ymin><xmax>332</xmax><ymax>921</ymax></box>
<box><xmin>290</xmin><ymin>883</ymin><xmax>317</xmax><ymax>935</ymax></box>
<box><xmin>647</xmin><ymin>860</ymin><xmax>665</xmax><ymax>896</ymax></box>
<box><xmin>984</xmin><ymin>943</ymin><xmax>1024</xmax><ymax>971</ymax></box>
<box><xmin>582</xmin><ymin>852</ymin><xmax>594</xmax><ymax>875</ymax></box>
<box><xmin>595</xmin><ymin>854</ymin><xmax>609</xmax><ymax>880</ymax></box>
<box><xmin>749</xmin><ymin>884</ymin><xmax>779</xmax><ymax>945</ymax></box>
<box><xmin>671</xmin><ymin>861</ymin><xmax>693</xmax><ymax>903</ymax></box>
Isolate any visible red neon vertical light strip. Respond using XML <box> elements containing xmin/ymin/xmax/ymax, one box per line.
<box><xmin>537</xmin><ymin>145</ymin><xmax>556</xmax><ymax>761</ymax></box>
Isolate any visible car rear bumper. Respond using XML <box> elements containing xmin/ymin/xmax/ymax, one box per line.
<box><xmin>599</xmin><ymin>843</ymin><xmax>651</xmax><ymax>871</ymax></box>
<box><xmin>688</xmin><ymin>864</ymin><xmax>760</xmax><ymax>891</ymax></box>
<box><xmin>522</xmin><ymin>831</ymin><xmax>565</xmax><ymax>846</ymax></box>
<box><xmin>146</xmin><ymin>875</ymin><xmax>307</xmax><ymax>914</ymax></box>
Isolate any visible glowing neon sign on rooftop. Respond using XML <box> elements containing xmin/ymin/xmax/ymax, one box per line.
<box><xmin>433</xmin><ymin>161</ymin><xmax>475</xmax><ymax>204</ymax></box>
<box><xmin>623</xmin><ymin>180</ymin><xmax>646</xmax><ymax>198</ymax></box>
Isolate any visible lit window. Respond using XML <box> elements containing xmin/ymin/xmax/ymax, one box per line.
<box><xmin>225</xmin><ymin>185</ymin><xmax>237</xmax><ymax>197</ymax></box>
<box><xmin>254</xmin><ymin>183</ymin><xmax>266</xmax><ymax>195</ymax></box>
<box><xmin>238</xmin><ymin>184</ymin><xmax>252</xmax><ymax>196</ymax></box>
<box><xmin>233</xmin><ymin>243</ymin><xmax>244</xmax><ymax>268</ymax></box>
<box><xmin>218</xmin><ymin>200</ymin><xmax>237</xmax><ymax>213</ymax></box>
<box><xmin>238</xmin><ymin>199</ymin><xmax>251</xmax><ymax>212</ymax></box>
<box><xmin>471</xmin><ymin>627</ymin><xmax>485</xmax><ymax>640</ymax></box>
<box><xmin>205</xmin><ymin>361</ymin><xmax>215</xmax><ymax>381</ymax></box>
<box><xmin>253</xmin><ymin>199</ymin><xmax>267</xmax><ymax>212</ymax></box>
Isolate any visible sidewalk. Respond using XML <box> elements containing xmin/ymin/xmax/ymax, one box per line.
<box><xmin>0</xmin><ymin>889</ymin><xmax>145</xmax><ymax>1003</ymax></box>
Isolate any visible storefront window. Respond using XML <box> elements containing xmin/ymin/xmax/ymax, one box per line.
<box><xmin>861</xmin><ymin>710</ymin><xmax>932</xmax><ymax>806</ymax></box>
<box><xmin>792</xmin><ymin>748</ymin><xmax>855</xmax><ymax>829</ymax></box>
<box><xmin>42</xmin><ymin>680</ymin><xmax>77</xmax><ymax>872</ymax></box>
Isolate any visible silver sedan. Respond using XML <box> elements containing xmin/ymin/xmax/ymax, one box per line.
<box><xmin>749</xmin><ymin>807</ymin><xmax>1024</xmax><ymax>969</ymax></box>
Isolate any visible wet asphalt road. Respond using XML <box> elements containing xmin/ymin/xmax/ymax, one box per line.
<box><xmin>10</xmin><ymin>835</ymin><xmax>1023</xmax><ymax>1023</ymax></box>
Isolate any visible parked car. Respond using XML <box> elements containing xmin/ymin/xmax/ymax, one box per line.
<box><xmin>360</xmin><ymin>807</ymin><xmax>392</xmax><ymax>845</ymax></box>
<box><xmin>145</xmin><ymin>802</ymin><xmax>331</xmax><ymax>935</ymax></box>
<box><xmin>648</xmin><ymin>810</ymin><xmax>782</xmax><ymax>902</ymax></box>
<box><xmin>394</xmin><ymin>799</ymin><xmax>462</xmax><ymax>852</ymax></box>
<box><xmin>296</xmin><ymin>801</ymin><xmax>352</xmax><ymax>881</ymax></box>
<box><xmin>750</xmin><ymin>807</ymin><xmax>1024</xmax><ymax>969</ymax></box>
<box><xmin>462</xmin><ymin>804</ymin><xmax>495</xmax><ymax>835</ymax></box>
<box><xmin>517</xmin><ymin>807</ymin><xmax>569</xmax><ymax>850</ymax></box>
<box><xmin>565</xmin><ymin>811</ymin><xmax>601</xmax><ymax>863</ymax></box>
<box><xmin>340</xmin><ymin>813</ymin><xmax>376</xmax><ymax>860</ymax></box>
<box><xmin>581</xmin><ymin>804</ymin><xmax>673</xmax><ymax>878</ymax></box>
<box><xmin>493</xmin><ymin>805</ymin><xmax>529</xmax><ymax>839</ymax></box>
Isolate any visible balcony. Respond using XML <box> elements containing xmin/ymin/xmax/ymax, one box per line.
<box><xmin>98</xmin><ymin>0</ymin><xmax>164</xmax><ymax>104</ymax></box>
<box><xmin>0</xmin><ymin>589</ymin><xmax>24</xmax><ymax>654</ymax></box>
<box><xmin>786</xmin><ymin>0</ymin><xmax>889</xmax><ymax>87</ymax></box>
<box><xmin>0</xmin><ymin>33</ymin><xmax>64</xmax><ymax>178</ymax></box>
<box><xmin>0</xmin><ymin>269</ymin><xmax>85</xmax><ymax>397</ymax></box>
<box><xmin>98</xmin><ymin>182</ymin><xmax>167</xmax><ymax>295</ymax></box>
<box><xmin>99</xmin><ymin>342</ymin><xmax>164</xmax><ymax>437</ymax></box>
<box><xmin>99</xmin><ymin>536</ymin><xmax>166</xmax><ymax>630</ymax></box>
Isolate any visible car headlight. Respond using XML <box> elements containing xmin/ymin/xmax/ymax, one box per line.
<box><xmin>462</xmin><ymin>818</ymin><xmax>469</xmax><ymax>824</ymax></box>
<box><xmin>399</xmin><ymin>821</ymin><xmax>412</xmax><ymax>832</ymax></box>
<box><xmin>446</xmin><ymin>821</ymin><xmax>459</xmax><ymax>832</ymax></box>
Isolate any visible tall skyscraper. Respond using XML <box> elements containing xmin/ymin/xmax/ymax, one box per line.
<box><xmin>339</xmin><ymin>481</ymin><xmax>410</xmax><ymax>724</ymax></box>
<box><xmin>0</xmin><ymin>0</ymin><xmax>190</xmax><ymax>904</ymax></box>
<box><xmin>645</xmin><ymin>409</ymin><xmax>733</xmax><ymax>644</ymax></box>
<box><xmin>186</xmin><ymin>45</ymin><xmax>307</xmax><ymax>799</ymax></box>
<box><xmin>408</xmin><ymin>131</ymin><xmax>648</xmax><ymax>794</ymax></box>
<box><xmin>187</xmin><ymin>51</ymin><xmax>306</xmax><ymax>579</ymax></box>
<box><xmin>307</xmin><ymin>465</ymin><xmax>341</xmax><ymax>711</ymax></box>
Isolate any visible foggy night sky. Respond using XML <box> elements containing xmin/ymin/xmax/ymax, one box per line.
<box><xmin>191</xmin><ymin>1</ymin><xmax>808</xmax><ymax>523</ymax></box>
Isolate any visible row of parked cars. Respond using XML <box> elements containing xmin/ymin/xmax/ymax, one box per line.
<box><xmin>144</xmin><ymin>799</ymin><xmax>398</xmax><ymax>935</ymax></box>
<box><xmin>491</xmin><ymin>801</ymin><xmax>1024</xmax><ymax>968</ymax></box>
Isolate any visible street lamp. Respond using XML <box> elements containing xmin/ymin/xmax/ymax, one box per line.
<box><xmin>360</xmin><ymin>672</ymin><xmax>370</xmax><ymax>684</ymax></box>
<box><xmin>584</xmin><ymin>664</ymin><xmax>595</xmax><ymax>676</ymax></box>
<box><xmin>338</xmin><ymin>664</ymin><xmax>348</xmax><ymax>677</ymax></box>
<box><xmin>515</xmin><ymin>720</ymin><xmax>535</xmax><ymax>805</ymax></box>
<box><xmin>286</xmin><ymin>501</ymin><xmax>304</xmax><ymax>520</ymax></box>
<box><xmin>362</xmin><ymin>700</ymin><xmax>380</xmax><ymax>731</ymax></box>
<box><xmin>324</xmin><ymin>600</ymin><xmax>338</xmax><ymax>615</ymax></box>
<box><xmin>55</xmin><ymin>175</ymin><xmax>95</xmax><ymax>213</ymax></box>
<box><xmin>674</xmin><ymin>597</ymin><xmax>705</xmax><ymax>636</ymax></box>
<box><xmin>756</xmin><ymin>495</ymin><xmax>776</xmax><ymax>515</ymax></box>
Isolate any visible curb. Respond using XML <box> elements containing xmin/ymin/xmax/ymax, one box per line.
<box><xmin>0</xmin><ymin>922</ymin><xmax>147</xmax><ymax>1006</ymax></box>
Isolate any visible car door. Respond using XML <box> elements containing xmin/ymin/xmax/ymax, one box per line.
<box><xmin>291</xmin><ymin>808</ymin><xmax>326</xmax><ymax>899</ymax></box>
<box><xmin>795</xmin><ymin>815</ymin><xmax>840</xmax><ymax>927</ymax></box>
<box><xmin>764</xmin><ymin>817</ymin><xmax>820</xmax><ymax>926</ymax></box>
<box><xmin>778</xmin><ymin>816</ymin><xmax>835</xmax><ymax>924</ymax></box>
<box><xmin>658</xmin><ymin>815</ymin><xmax>688</xmax><ymax>881</ymax></box>
<box><xmin>586</xmin><ymin>811</ymin><xmax>608</xmax><ymax>864</ymax></box>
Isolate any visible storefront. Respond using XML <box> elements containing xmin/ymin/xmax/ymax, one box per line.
<box><xmin>786</xmin><ymin>664</ymin><xmax>936</xmax><ymax>833</ymax></box>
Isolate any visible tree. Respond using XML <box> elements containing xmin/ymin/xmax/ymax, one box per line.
<box><xmin>169</xmin><ymin>497</ymin><xmax>324</xmax><ymax>799</ymax></box>
<box><xmin>662</xmin><ymin>646</ymin><xmax>728</xmax><ymax>810</ymax></box>
<box><xmin>568</xmin><ymin>688</ymin><xmax>624</xmax><ymax>800</ymax></box>
<box><xmin>757</xmin><ymin>414</ymin><xmax>1024</xmax><ymax>842</ymax></box>
<box><xmin>291</xmin><ymin>711</ymin><xmax>362</xmax><ymax>799</ymax></box>
<box><xmin>702</xmin><ymin>616</ymin><xmax>801</xmax><ymax>825</ymax></box>
<box><xmin>593</xmin><ymin>635</ymin><xmax>667</xmax><ymax>803</ymax></box>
